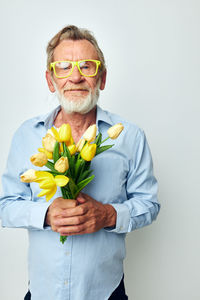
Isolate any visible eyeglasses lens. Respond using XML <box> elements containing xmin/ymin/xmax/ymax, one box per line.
<box><xmin>54</xmin><ymin>60</ymin><xmax>98</xmax><ymax>77</ymax></box>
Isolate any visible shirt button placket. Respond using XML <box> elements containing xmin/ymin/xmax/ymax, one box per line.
<box><xmin>62</xmin><ymin>236</ymin><xmax>73</xmax><ymax>299</ymax></box>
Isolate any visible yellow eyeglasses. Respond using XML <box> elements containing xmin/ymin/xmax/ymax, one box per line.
<box><xmin>50</xmin><ymin>59</ymin><xmax>101</xmax><ymax>78</ymax></box>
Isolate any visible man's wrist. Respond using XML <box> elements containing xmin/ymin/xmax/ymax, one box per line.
<box><xmin>44</xmin><ymin>208</ymin><xmax>51</xmax><ymax>227</ymax></box>
<box><xmin>104</xmin><ymin>204</ymin><xmax>117</xmax><ymax>228</ymax></box>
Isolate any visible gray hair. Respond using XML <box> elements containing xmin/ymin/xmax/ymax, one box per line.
<box><xmin>46</xmin><ymin>25</ymin><xmax>106</xmax><ymax>75</ymax></box>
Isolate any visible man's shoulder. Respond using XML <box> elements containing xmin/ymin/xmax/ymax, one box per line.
<box><xmin>15</xmin><ymin>114</ymin><xmax>44</xmax><ymax>133</ymax></box>
<box><xmin>11</xmin><ymin>111</ymin><xmax>50</xmax><ymax>146</ymax></box>
<box><xmin>102</xmin><ymin>107</ymin><xmax>143</xmax><ymax>137</ymax></box>
<box><xmin>14</xmin><ymin>106</ymin><xmax>59</xmax><ymax>137</ymax></box>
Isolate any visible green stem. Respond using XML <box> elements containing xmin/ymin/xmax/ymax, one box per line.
<box><xmin>60</xmin><ymin>187</ymin><xmax>68</xmax><ymax>244</ymax></box>
<box><xmin>100</xmin><ymin>136</ymin><xmax>110</xmax><ymax>145</ymax></box>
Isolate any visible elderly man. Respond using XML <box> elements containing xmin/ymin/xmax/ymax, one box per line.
<box><xmin>0</xmin><ymin>25</ymin><xmax>160</xmax><ymax>300</ymax></box>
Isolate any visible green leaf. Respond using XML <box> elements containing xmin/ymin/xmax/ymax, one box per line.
<box><xmin>68</xmin><ymin>179</ymin><xmax>77</xmax><ymax>199</ymax></box>
<box><xmin>74</xmin><ymin>175</ymin><xmax>94</xmax><ymax>198</ymax></box>
<box><xmin>77</xmin><ymin>169</ymin><xmax>93</xmax><ymax>183</ymax></box>
<box><xmin>53</xmin><ymin>141</ymin><xmax>60</xmax><ymax>163</ymax></box>
<box><xmin>63</xmin><ymin>143</ymin><xmax>75</xmax><ymax>177</ymax></box>
<box><xmin>76</xmin><ymin>160</ymin><xmax>86</xmax><ymax>181</ymax></box>
<box><xmin>95</xmin><ymin>144</ymin><xmax>114</xmax><ymax>155</ymax></box>
<box><xmin>74</xmin><ymin>159</ymin><xmax>83</xmax><ymax>180</ymax></box>
<box><xmin>94</xmin><ymin>132</ymin><xmax>102</xmax><ymax>146</ymax></box>
<box><xmin>63</xmin><ymin>143</ymin><xmax>71</xmax><ymax>159</ymax></box>
<box><xmin>45</xmin><ymin>161</ymin><xmax>57</xmax><ymax>172</ymax></box>
<box><xmin>76</xmin><ymin>175</ymin><xmax>95</xmax><ymax>192</ymax></box>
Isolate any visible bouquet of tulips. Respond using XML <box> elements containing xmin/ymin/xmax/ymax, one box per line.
<box><xmin>20</xmin><ymin>122</ymin><xmax>124</xmax><ymax>243</ymax></box>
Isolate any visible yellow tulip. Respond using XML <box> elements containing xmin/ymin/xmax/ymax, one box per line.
<box><xmin>42</xmin><ymin>133</ymin><xmax>57</xmax><ymax>152</ymax></box>
<box><xmin>83</xmin><ymin>124</ymin><xmax>97</xmax><ymax>143</ymax></box>
<box><xmin>51</xmin><ymin>124</ymin><xmax>72</xmax><ymax>143</ymax></box>
<box><xmin>68</xmin><ymin>144</ymin><xmax>77</xmax><ymax>155</ymax></box>
<box><xmin>76</xmin><ymin>138</ymin><xmax>86</xmax><ymax>152</ymax></box>
<box><xmin>54</xmin><ymin>157</ymin><xmax>69</xmax><ymax>173</ymax></box>
<box><xmin>20</xmin><ymin>169</ymin><xmax>37</xmax><ymax>183</ymax></box>
<box><xmin>30</xmin><ymin>152</ymin><xmax>48</xmax><ymax>167</ymax></box>
<box><xmin>38</xmin><ymin>147</ymin><xmax>53</xmax><ymax>159</ymax></box>
<box><xmin>59</xmin><ymin>124</ymin><xmax>72</xmax><ymax>142</ymax></box>
<box><xmin>34</xmin><ymin>171</ymin><xmax>69</xmax><ymax>201</ymax></box>
<box><xmin>107</xmin><ymin>123</ymin><xmax>124</xmax><ymax>139</ymax></box>
<box><xmin>80</xmin><ymin>143</ymin><xmax>97</xmax><ymax>161</ymax></box>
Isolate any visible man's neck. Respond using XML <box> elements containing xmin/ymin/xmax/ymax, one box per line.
<box><xmin>54</xmin><ymin>106</ymin><xmax>97</xmax><ymax>143</ymax></box>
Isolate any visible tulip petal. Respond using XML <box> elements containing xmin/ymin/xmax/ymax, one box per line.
<box><xmin>42</xmin><ymin>134</ymin><xmax>57</xmax><ymax>152</ymax></box>
<box><xmin>45</xmin><ymin>186</ymin><xmax>57</xmax><ymax>201</ymax></box>
<box><xmin>81</xmin><ymin>143</ymin><xmax>97</xmax><ymax>161</ymax></box>
<box><xmin>83</xmin><ymin>124</ymin><xmax>97</xmax><ymax>143</ymax></box>
<box><xmin>68</xmin><ymin>144</ymin><xmax>76</xmax><ymax>155</ymax></box>
<box><xmin>54</xmin><ymin>175</ymin><xmax>69</xmax><ymax>187</ymax></box>
<box><xmin>35</xmin><ymin>171</ymin><xmax>54</xmax><ymax>182</ymax></box>
<box><xmin>51</xmin><ymin>127</ymin><xmax>61</xmax><ymax>142</ymax></box>
<box><xmin>38</xmin><ymin>148</ymin><xmax>53</xmax><ymax>159</ymax></box>
<box><xmin>37</xmin><ymin>186</ymin><xmax>57</xmax><ymax>201</ymax></box>
<box><xmin>30</xmin><ymin>153</ymin><xmax>48</xmax><ymax>167</ymax></box>
<box><xmin>38</xmin><ymin>179</ymin><xmax>55</xmax><ymax>189</ymax></box>
<box><xmin>37</xmin><ymin>188</ymin><xmax>51</xmax><ymax>198</ymax></box>
<box><xmin>20</xmin><ymin>169</ymin><xmax>37</xmax><ymax>183</ymax></box>
<box><xmin>59</xmin><ymin>124</ymin><xmax>72</xmax><ymax>142</ymax></box>
<box><xmin>76</xmin><ymin>138</ymin><xmax>85</xmax><ymax>152</ymax></box>
<box><xmin>107</xmin><ymin>123</ymin><xmax>124</xmax><ymax>139</ymax></box>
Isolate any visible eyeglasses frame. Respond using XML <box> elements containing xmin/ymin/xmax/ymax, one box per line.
<box><xmin>49</xmin><ymin>59</ymin><xmax>101</xmax><ymax>79</ymax></box>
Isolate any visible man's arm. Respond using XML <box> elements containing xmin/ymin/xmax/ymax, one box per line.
<box><xmin>0</xmin><ymin>128</ymin><xmax>50</xmax><ymax>230</ymax></box>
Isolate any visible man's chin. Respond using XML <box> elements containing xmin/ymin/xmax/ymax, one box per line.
<box><xmin>64</xmin><ymin>95</ymin><xmax>88</xmax><ymax>102</ymax></box>
<box><xmin>59</xmin><ymin>95</ymin><xmax>98</xmax><ymax>114</ymax></box>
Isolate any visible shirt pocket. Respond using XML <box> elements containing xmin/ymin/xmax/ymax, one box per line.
<box><xmin>84</xmin><ymin>151</ymin><xmax>129</xmax><ymax>204</ymax></box>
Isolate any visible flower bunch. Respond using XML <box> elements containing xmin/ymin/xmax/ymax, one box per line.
<box><xmin>20</xmin><ymin>122</ymin><xmax>124</xmax><ymax>243</ymax></box>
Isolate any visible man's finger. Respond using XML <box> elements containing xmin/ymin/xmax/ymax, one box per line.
<box><xmin>54</xmin><ymin>215</ymin><xmax>86</xmax><ymax>226</ymax></box>
<box><xmin>58</xmin><ymin>223</ymin><xmax>86</xmax><ymax>235</ymax></box>
<box><xmin>60</xmin><ymin>203</ymin><xmax>89</xmax><ymax>217</ymax></box>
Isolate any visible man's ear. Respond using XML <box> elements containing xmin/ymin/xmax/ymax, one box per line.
<box><xmin>46</xmin><ymin>70</ymin><xmax>56</xmax><ymax>93</ymax></box>
<box><xmin>100</xmin><ymin>70</ymin><xmax>107</xmax><ymax>90</ymax></box>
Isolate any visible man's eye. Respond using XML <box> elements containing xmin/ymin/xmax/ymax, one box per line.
<box><xmin>57</xmin><ymin>62</ymin><xmax>71</xmax><ymax>70</ymax></box>
<box><xmin>79</xmin><ymin>62</ymin><xmax>89</xmax><ymax>69</ymax></box>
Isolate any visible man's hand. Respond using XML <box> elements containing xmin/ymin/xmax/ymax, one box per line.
<box><xmin>45</xmin><ymin>198</ymin><xmax>78</xmax><ymax>232</ymax></box>
<box><xmin>46</xmin><ymin>193</ymin><xmax>117</xmax><ymax>236</ymax></box>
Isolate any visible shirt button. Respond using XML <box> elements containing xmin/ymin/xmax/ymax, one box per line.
<box><xmin>65</xmin><ymin>251</ymin><xmax>70</xmax><ymax>256</ymax></box>
<box><xmin>120</xmin><ymin>226</ymin><xmax>123</xmax><ymax>230</ymax></box>
<box><xmin>64</xmin><ymin>280</ymin><xmax>68</xmax><ymax>286</ymax></box>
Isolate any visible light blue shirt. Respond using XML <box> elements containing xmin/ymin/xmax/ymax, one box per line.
<box><xmin>0</xmin><ymin>105</ymin><xmax>160</xmax><ymax>300</ymax></box>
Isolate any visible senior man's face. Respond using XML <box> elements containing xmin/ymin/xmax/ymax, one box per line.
<box><xmin>46</xmin><ymin>39</ymin><xmax>106</xmax><ymax>114</ymax></box>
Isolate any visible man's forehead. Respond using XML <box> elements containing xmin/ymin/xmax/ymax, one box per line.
<box><xmin>53</xmin><ymin>39</ymin><xmax>99</xmax><ymax>61</ymax></box>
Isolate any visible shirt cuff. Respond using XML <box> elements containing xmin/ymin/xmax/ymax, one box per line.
<box><xmin>104</xmin><ymin>203</ymin><xmax>130</xmax><ymax>233</ymax></box>
<box><xmin>30</xmin><ymin>202</ymin><xmax>51</xmax><ymax>230</ymax></box>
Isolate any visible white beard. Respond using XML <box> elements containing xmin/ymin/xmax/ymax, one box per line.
<box><xmin>52</xmin><ymin>80</ymin><xmax>101</xmax><ymax>114</ymax></box>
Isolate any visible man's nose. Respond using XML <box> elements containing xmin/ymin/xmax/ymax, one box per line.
<box><xmin>68</xmin><ymin>66</ymin><xmax>83</xmax><ymax>83</ymax></box>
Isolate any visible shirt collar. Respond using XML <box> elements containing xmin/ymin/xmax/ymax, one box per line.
<box><xmin>34</xmin><ymin>104</ymin><xmax>113</xmax><ymax>129</ymax></box>
<box><xmin>96</xmin><ymin>105</ymin><xmax>113</xmax><ymax>127</ymax></box>
<box><xmin>34</xmin><ymin>105</ymin><xmax>61</xmax><ymax>129</ymax></box>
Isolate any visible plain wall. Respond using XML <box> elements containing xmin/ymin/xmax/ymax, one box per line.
<box><xmin>0</xmin><ymin>0</ymin><xmax>200</xmax><ymax>299</ymax></box>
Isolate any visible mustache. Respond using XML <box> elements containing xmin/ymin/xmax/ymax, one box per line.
<box><xmin>63</xmin><ymin>85</ymin><xmax>90</xmax><ymax>92</ymax></box>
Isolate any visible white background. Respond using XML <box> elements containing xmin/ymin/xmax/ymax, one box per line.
<box><xmin>0</xmin><ymin>0</ymin><xmax>200</xmax><ymax>299</ymax></box>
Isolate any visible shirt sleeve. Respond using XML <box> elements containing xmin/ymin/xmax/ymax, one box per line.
<box><xmin>0</xmin><ymin>129</ymin><xmax>51</xmax><ymax>230</ymax></box>
<box><xmin>106</xmin><ymin>129</ymin><xmax>160</xmax><ymax>234</ymax></box>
